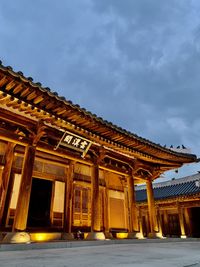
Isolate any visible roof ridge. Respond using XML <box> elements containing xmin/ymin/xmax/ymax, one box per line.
<box><xmin>136</xmin><ymin>173</ymin><xmax>200</xmax><ymax>191</ymax></box>
<box><xmin>0</xmin><ymin>60</ymin><xmax>197</xmax><ymax>160</ymax></box>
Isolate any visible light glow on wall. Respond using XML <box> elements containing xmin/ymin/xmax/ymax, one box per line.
<box><xmin>53</xmin><ymin>181</ymin><xmax>65</xmax><ymax>213</ymax></box>
<box><xmin>116</xmin><ymin>232</ymin><xmax>128</xmax><ymax>239</ymax></box>
<box><xmin>30</xmin><ymin>233</ymin><xmax>61</xmax><ymax>242</ymax></box>
<box><xmin>94</xmin><ymin>232</ymin><xmax>106</xmax><ymax>240</ymax></box>
<box><xmin>10</xmin><ymin>174</ymin><xmax>22</xmax><ymax>209</ymax></box>
<box><xmin>181</xmin><ymin>235</ymin><xmax>187</xmax><ymax>239</ymax></box>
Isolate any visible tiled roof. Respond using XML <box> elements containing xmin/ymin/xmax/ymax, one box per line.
<box><xmin>136</xmin><ymin>173</ymin><xmax>200</xmax><ymax>202</ymax></box>
<box><xmin>0</xmin><ymin>60</ymin><xmax>197</xmax><ymax>164</ymax></box>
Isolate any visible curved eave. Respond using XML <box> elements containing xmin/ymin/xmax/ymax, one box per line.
<box><xmin>0</xmin><ymin>61</ymin><xmax>197</xmax><ymax>165</ymax></box>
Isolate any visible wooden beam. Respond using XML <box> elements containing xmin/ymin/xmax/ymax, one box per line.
<box><xmin>0</xmin><ymin>128</ymin><xmax>30</xmax><ymax>146</ymax></box>
<box><xmin>52</xmin><ymin>106</ymin><xmax>66</xmax><ymax>113</ymax></box>
<box><xmin>6</xmin><ymin>98</ymin><xmax>19</xmax><ymax>108</ymax></box>
<box><xmin>26</xmin><ymin>91</ymin><xmax>37</xmax><ymax>101</ymax></box>
<box><xmin>0</xmin><ymin>76</ymin><xmax>8</xmax><ymax>87</ymax></box>
<box><xmin>5</xmin><ymin>80</ymin><xmax>16</xmax><ymax>91</ymax></box>
<box><xmin>18</xmin><ymin>102</ymin><xmax>29</xmax><ymax>112</ymax></box>
<box><xmin>45</xmin><ymin>102</ymin><xmax>55</xmax><ymax>110</ymax></box>
<box><xmin>24</xmin><ymin>105</ymin><xmax>35</xmax><ymax>114</ymax></box>
<box><xmin>10</xmin><ymin>100</ymin><xmax>22</xmax><ymax>110</ymax></box>
<box><xmin>33</xmin><ymin>95</ymin><xmax>44</xmax><ymax>104</ymax></box>
<box><xmin>0</xmin><ymin>92</ymin><xmax>7</xmax><ymax>99</ymax></box>
<box><xmin>0</xmin><ymin>95</ymin><xmax>11</xmax><ymax>105</ymax></box>
<box><xmin>99</xmin><ymin>165</ymin><xmax>129</xmax><ymax>177</ymax></box>
<box><xmin>0</xmin><ymin>107</ymin><xmax>36</xmax><ymax>127</ymax></box>
<box><xmin>20</xmin><ymin>87</ymin><xmax>31</xmax><ymax>97</ymax></box>
<box><xmin>13</xmin><ymin>84</ymin><xmax>23</xmax><ymax>94</ymax></box>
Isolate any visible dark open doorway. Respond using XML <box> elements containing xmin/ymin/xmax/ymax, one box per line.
<box><xmin>190</xmin><ymin>207</ymin><xmax>200</xmax><ymax>237</ymax></box>
<box><xmin>27</xmin><ymin>178</ymin><xmax>52</xmax><ymax>228</ymax></box>
<box><xmin>168</xmin><ymin>214</ymin><xmax>181</xmax><ymax>237</ymax></box>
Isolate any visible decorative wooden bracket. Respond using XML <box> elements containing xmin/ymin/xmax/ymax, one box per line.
<box><xmin>91</xmin><ymin>146</ymin><xmax>106</xmax><ymax>166</ymax></box>
<box><xmin>119</xmin><ymin>176</ymin><xmax>127</xmax><ymax>187</ymax></box>
<box><xmin>131</xmin><ymin>159</ymin><xmax>153</xmax><ymax>180</ymax></box>
<box><xmin>152</xmin><ymin>167</ymin><xmax>162</xmax><ymax>180</ymax></box>
<box><xmin>29</xmin><ymin>120</ymin><xmax>47</xmax><ymax>146</ymax></box>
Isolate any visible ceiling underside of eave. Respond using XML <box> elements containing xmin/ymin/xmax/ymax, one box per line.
<box><xmin>0</xmin><ymin>68</ymin><xmax>196</xmax><ymax>166</ymax></box>
<box><xmin>0</xmin><ymin>105</ymin><xmax>183</xmax><ymax>168</ymax></box>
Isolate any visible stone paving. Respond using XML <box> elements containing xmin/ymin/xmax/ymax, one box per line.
<box><xmin>0</xmin><ymin>240</ymin><xmax>200</xmax><ymax>267</ymax></box>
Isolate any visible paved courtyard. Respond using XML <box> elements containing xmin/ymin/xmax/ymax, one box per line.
<box><xmin>0</xmin><ymin>240</ymin><xmax>200</xmax><ymax>267</ymax></box>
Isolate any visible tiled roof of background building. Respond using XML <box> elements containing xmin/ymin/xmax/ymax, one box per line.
<box><xmin>136</xmin><ymin>173</ymin><xmax>200</xmax><ymax>202</ymax></box>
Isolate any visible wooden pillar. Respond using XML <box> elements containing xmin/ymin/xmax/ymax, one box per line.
<box><xmin>91</xmin><ymin>164</ymin><xmax>100</xmax><ymax>232</ymax></box>
<box><xmin>63</xmin><ymin>161</ymin><xmax>74</xmax><ymax>239</ymax></box>
<box><xmin>127</xmin><ymin>174</ymin><xmax>139</xmax><ymax>237</ymax></box>
<box><xmin>156</xmin><ymin>207</ymin><xmax>163</xmax><ymax>237</ymax></box>
<box><xmin>145</xmin><ymin>213</ymin><xmax>150</xmax><ymax>236</ymax></box>
<box><xmin>184</xmin><ymin>208</ymin><xmax>192</xmax><ymax>237</ymax></box>
<box><xmin>1</xmin><ymin>171</ymin><xmax>15</xmax><ymax>228</ymax></box>
<box><xmin>138</xmin><ymin>207</ymin><xmax>144</xmax><ymax>238</ymax></box>
<box><xmin>163</xmin><ymin>210</ymin><xmax>169</xmax><ymax>236</ymax></box>
<box><xmin>103</xmin><ymin>172</ymin><xmax>112</xmax><ymax>238</ymax></box>
<box><xmin>13</xmin><ymin>145</ymin><xmax>36</xmax><ymax>231</ymax></box>
<box><xmin>103</xmin><ymin>184</ymin><xmax>109</xmax><ymax>233</ymax></box>
<box><xmin>146</xmin><ymin>179</ymin><xmax>159</xmax><ymax>237</ymax></box>
<box><xmin>178</xmin><ymin>205</ymin><xmax>186</xmax><ymax>238</ymax></box>
<box><xmin>0</xmin><ymin>142</ymin><xmax>15</xmax><ymax>226</ymax></box>
<box><xmin>87</xmin><ymin>162</ymin><xmax>105</xmax><ymax>240</ymax></box>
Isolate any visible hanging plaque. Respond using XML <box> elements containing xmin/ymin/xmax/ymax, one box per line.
<box><xmin>54</xmin><ymin>130</ymin><xmax>92</xmax><ymax>158</ymax></box>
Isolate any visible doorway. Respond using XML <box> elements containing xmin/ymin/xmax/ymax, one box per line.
<box><xmin>190</xmin><ymin>207</ymin><xmax>200</xmax><ymax>237</ymax></box>
<box><xmin>27</xmin><ymin>178</ymin><xmax>52</xmax><ymax>228</ymax></box>
<box><xmin>168</xmin><ymin>214</ymin><xmax>181</xmax><ymax>237</ymax></box>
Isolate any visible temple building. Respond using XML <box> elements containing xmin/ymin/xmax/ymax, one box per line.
<box><xmin>0</xmin><ymin>61</ymin><xmax>197</xmax><ymax>243</ymax></box>
<box><xmin>136</xmin><ymin>173</ymin><xmax>200</xmax><ymax>238</ymax></box>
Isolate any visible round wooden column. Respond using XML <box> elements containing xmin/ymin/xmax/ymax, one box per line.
<box><xmin>184</xmin><ymin>208</ymin><xmax>192</xmax><ymax>237</ymax></box>
<box><xmin>13</xmin><ymin>145</ymin><xmax>36</xmax><ymax>231</ymax></box>
<box><xmin>146</xmin><ymin>179</ymin><xmax>160</xmax><ymax>238</ymax></box>
<box><xmin>86</xmin><ymin>163</ymin><xmax>105</xmax><ymax>240</ymax></box>
<box><xmin>178</xmin><ymin>205</ymin><xmax>187</xmax><ymax>238</ymax></box>
<box><xmin>0</xmin><ymin>142</ymin><xmax>15</xmax><ymax>227</ymax></box>
<box><xmin>91</xmin><ymin>164</ymin><xmax>101</xmax><ymax>232</ymax></box>
<box><xmin>156</xmin><ymin>207</ymin><xmax>163</xmax><ymax>237</ymax></box>
<box><xmin>62</xmin><ymin>161</ymin><xmax>74</xmax><ymax>240</ymax></box>
<box><xmin>163</xmin><ymin>210</ymin><xmax>169</xmax><ymax>236</ymax></box>
<box><xmin>103</xmin><ymin>172</ymin><xmax>113</xmax><ymax>239</ymax></box>
<box><xmin>138</xmin><ymin>207</ymin><xmax>144</xmax><ymax>238</ymax></box>
<box><xmin>127</xmin><ymin>174</ymin><xmax>139</xmax><ymax>238</ymax></box>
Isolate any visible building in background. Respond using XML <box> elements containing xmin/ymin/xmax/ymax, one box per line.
<box><xmin>0</xmin><ymin>61</ymin><xmax>197</xmax><ymax>243</ymax></box>
<box><xmin>136</xmin><ymin>173</ymin><xmax>200</xmax><ymax>238</ymax></box>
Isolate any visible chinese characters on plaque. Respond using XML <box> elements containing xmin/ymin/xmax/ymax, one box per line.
<box><xmin>54</xmin><ymin>130</ymin><xmax>92</xmax><ymax>157</ymax></box>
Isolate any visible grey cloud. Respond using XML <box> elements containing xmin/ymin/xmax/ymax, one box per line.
<box><xmin>0</xmin><ymin>0</ymin><xmax>200</xmax><ymax>179</ymax></box>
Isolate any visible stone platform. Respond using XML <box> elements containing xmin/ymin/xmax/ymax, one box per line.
<box><xmin>0</xmin><ymin>239</ymin><xmax>200</xmax><ymax>266</ymax></box>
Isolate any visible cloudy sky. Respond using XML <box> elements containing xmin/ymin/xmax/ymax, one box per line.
<box><xmin>0</xmin><ymin>0</ymin><xmax>200</xmax><ymax>181</ymax></box>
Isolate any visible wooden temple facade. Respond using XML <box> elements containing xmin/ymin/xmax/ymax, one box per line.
<box><xmin>0</xmin><ymin>61</ymin><xmax>197</xmax><ymax>242</ymax></box>
<box><xmin>136</xmin><ymin>173</ymin><xmax>200</xmax><ymax>238</ymax></box>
